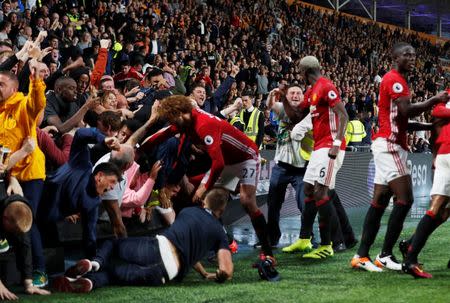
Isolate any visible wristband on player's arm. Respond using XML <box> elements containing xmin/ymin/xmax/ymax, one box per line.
<box><xmin>328</xmin><ymin>140</ymin><xmax>341</xmax><ymax>159</ymax></box>
<box><xmin>332</xmin><ymin>139</ymin><xmax>342</xmax><ymax>146</ymax></box>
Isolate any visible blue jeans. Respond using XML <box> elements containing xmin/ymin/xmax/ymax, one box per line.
<box><xmin>21</xmin><ymin>180</ymin><xmax>45</xmax><ymax>272</ymax></box>
<box><xmin>87</xmin><ymin>237</ymin><xmax>168</xmax><ymax>288</ymax></box>
<box><xmin>267</xmin><ymin>163</ymin><xmax>305</xmax><ymax>245</ymax></box>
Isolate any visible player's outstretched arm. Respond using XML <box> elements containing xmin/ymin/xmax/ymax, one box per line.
<box><xmin>193</xmin><ymin>262</ymin><xmax>215</xmax><ymax>279</ymax></box>
<box><xmin>216</xmin><ymin>249</ymin><xmax>233</xmax><ymax>283</ymax></box>
<box><xmin>127</xmin><ymin>100</ymin><xmax>161</xmax><ymax>146</ymax></box>
<box><xmin>396</xmin><ymin>91</ymin><xmax>449</xmax><ymax>118</ymax></box>
<box><xmin>407</xmin><ymin>121</ymin><xmax>433</xmax><ymax>131</ymax></box>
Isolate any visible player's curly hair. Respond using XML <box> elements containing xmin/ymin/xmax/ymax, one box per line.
<box><xmin>158</xmin><ymin>95</ymin><xmax>194</xmax><ymax>123</ymax></box>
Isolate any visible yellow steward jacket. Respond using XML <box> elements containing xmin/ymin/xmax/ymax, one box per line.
<box><xmin>345</xmin><ymin>119</ymin><xmax>366</xmax><ymax>144</ymax></box>
<box><xmin>239</xmin><ymin>108</ymin><xmax>262</xmax><ymax>143</ymax></box>
<box><xmin>0</xmin><ymin>79</ymin><xmax>46</xmax><ymax>181</ymax></box>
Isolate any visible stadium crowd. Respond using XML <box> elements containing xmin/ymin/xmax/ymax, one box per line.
<box><xmin>0</xmin><ymin>0</ymin><xmax>449</xmax><ymax>299</ymax></box>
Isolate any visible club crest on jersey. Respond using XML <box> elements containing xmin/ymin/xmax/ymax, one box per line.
<box><xmin>204</xmin><ymin>135</ymin><xmax>214</xmax><ymax>145</ymax></box>
<box><xmin>311</xmin><ymin>93</ymin><xmax>318</xmax><ymax>104</ymax></box>
<box><xmin>328</xmin><ymin>90</ymin><xmax>337</xmax><ymax>100</ymax></box>
<box><xmin>393</xmin><ymin>82</ymin><xmax>403</xmax><ymax>93</ymax></box>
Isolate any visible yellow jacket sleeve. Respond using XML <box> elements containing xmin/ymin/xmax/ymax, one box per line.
<box><xmin>345</xmin><ymin>122</ymin><xmax>352</xmax><ymax>144</ymax></box>
<box><xmin>27</xmin><ymin>78</ymin><xmax>47</xmax><ymax>119</ymax></box>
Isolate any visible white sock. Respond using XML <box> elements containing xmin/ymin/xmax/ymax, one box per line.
<box><xmin>91</xmin><ymin>261</ymin><xmax>100</xmax><ymax>272</ymax></box>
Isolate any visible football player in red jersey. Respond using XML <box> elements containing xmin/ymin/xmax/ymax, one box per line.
<box><xmin>283</xmin><ymin>56</ymin><xmax>349</xmax><ymax>259</ymax></box>
<box><xmin>351</xmin><ymin>42</ymin><xmax>449</xmax><ymax>272</ymax></box>
<box><xmin>139</xmin><ymin>95</ymin><xmax>275</xmax><ymax>263</ymax></box>
<box><xmin>399</xmin><ymin>100</ymin><xmax>450</xmax><ymax>278</ymax></box>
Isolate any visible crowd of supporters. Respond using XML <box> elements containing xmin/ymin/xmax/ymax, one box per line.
<box><xmin>0</xmin><ymin>0</ymin><xmax>447</xmax><ymax>149</ymax></box>
<box><xmin>0</xmin><ymin>0</ymin><xmax>448</xmax><ymax>298</ymax></box>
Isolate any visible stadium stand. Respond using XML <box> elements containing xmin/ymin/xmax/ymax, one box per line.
<box><xmin>0</xmin><ymin>0</ymin><xmax>448</xmax><ymax>298</ymax></box>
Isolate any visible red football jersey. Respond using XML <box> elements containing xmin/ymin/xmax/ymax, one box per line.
<box><xmin>300</xmin><ymin>77</ymin><xmax>346</xmax><ymax>150</ymax></box>
<box><xmin>140</xmin><ymin>108</ymin><xmax>259</xmax><ymax>189</ymax></box>
<box><xmin>373</xmin><ymin>69</ymin><xmax>411</xmax><ymax>150</ymax></box>
<box><xmin>432</xmin><ymin>102</ymin><xmax>450</xmax><ymax>155</ymax></box>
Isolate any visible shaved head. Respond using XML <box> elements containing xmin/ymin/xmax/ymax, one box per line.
<box><xmin>55</xmin><ymin>76</ymin><xmax>77</xmax><ymax>102</ymax></box>
<box><xmin>392</xmin><ymin>42</ymin><xmax>416</xmax><ymax>73</ymax></box>
<box><xmin>0</xmin><ymin>70</ymin><xmax>18</xmax><ymax>87</ymax></box>
<box><xmin>55</xmin><ymin>76</ymin><xmax>76</xmax><ymax>89</ymax></box>
<box><xmin>392</xmin><ymin>42</ymin><xmax>414</xmax><ymax>58</ymax></box>
<box><xmin>0</xmin><ymin>71</ymin><xmax>18</xmax><ymax>102</ymax></box>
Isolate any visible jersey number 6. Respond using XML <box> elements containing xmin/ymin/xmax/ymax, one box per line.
<box><xmin>319</xmin><ymin>167</ymin><xmax>326</xmax><ymax>178</ymax></box>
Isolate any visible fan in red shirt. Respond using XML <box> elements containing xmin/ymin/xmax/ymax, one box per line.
<box><xmin>113</xmin><ymin>60</ymin><xmax>144</xmax><ymax>83</ymax></box>
<box><xmin>351</xmin><ymin>42</ymin><xmax>449</xmax><ymax>273</ymax></box>
<box><xmin>283</xmin><ymin>56</ymin><xmax>349</xmax><ymax>260</ymax></box>
<box><xmin>139</xmin><ymin>95</ymin><xmax>275</xmax><ymax>262</ymax></box>
<box><xmin>399</xmin><ymin>99</ymin><xmax>450</xmax><ymax>278</ymax></box>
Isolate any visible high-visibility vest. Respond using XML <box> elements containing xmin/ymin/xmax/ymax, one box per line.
<box><xmin>67</xmin><ymin>13</ymin><xmax>81</xmax><ymax>30</ymax></box>
<box><xmin>145</xmin><ymin>190</ymin><xmax>160</xmax><ymax>208</ymax></box>
<box><xmin>299</xmin><ymin>130</ymin><xmax>314</xmax><ymax>161</ymax></box>
<box><xmin>229</xmin><ymin>115</ymin><xmax>244</xmax><ymax>129</ymax></box>
<box><xmin>240</xmin><ymin>108</ymin><xmax>261</xmax><ymax>143</ymax></box>
<box><xmin>346</xmin><ymin>120</ymin><xmax>366</xmax><ymax>143</ymax></box>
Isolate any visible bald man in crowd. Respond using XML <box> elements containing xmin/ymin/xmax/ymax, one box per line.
<box><xmin>44</xmin><ymin>76</ymin><xmax>97</xmax><ymax>133</ymax></box>
<box><xmin>94</xmin><ymin>143</ymin><xmax>135</xmax><ymax>238</ymax></box>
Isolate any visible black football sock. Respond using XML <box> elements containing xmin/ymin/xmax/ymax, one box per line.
<box><xmin>250</xmin><ymin>210</ymin><xmax>273</xmax><ymax>256</ymax></box>
<box><xmin>300</xmin><ymin>197</ymin><xmax>317</xmax><ymax>239</ymax></box>
<box><xmin>406</xmin><ymin>211</ymin><xmax>443</xmax><ymax>264</ymax></box>
<box><xmin>357</xmin><ymin>203</ymin><xmax>386</xmax><ymax>257</ymax></box>
<box><xmin>406</xmin><ymin>234</ymin><xmax>414</xmax><ymax>245</ymax></box>
<box><xmin>381</xmin><ymin>201</ymin><xmax>411</xmax><ymax>257</ymax></box>
<box><xmin>317</xmin><ymin>197</ymin><xmax>333</xmax><ymax>245</ymax></box>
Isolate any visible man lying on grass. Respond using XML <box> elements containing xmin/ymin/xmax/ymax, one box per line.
<box><xmin>53</xmin><ymin>188</ymin><xmax>233</xmax><ymax>292</ymax></box>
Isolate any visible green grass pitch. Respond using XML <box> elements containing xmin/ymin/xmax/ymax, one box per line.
<box><xmin>18</xmin><ymin>224</ymin><xmax>450</xmax><ymax>303</ymax></box>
